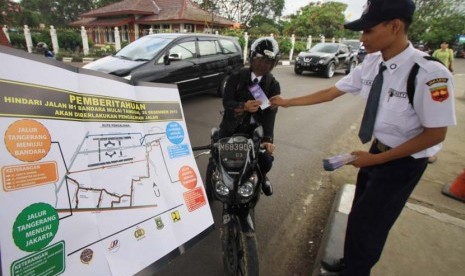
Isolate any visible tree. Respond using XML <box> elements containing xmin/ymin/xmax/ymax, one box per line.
<box><xmin>193</xmin><ymin>0</ymin><xmax>284</xmax><ymax>27</ymax></box>
<box><xmin>94</xmin><ymin>0</ymin><xmax>121</xmax><ymax>8</ymax></box>
<box><xmin>19</xmin><ymin>0</ymin><xmax>94</xmax><ymax>26</ymax></box>
<box><xmin>1</xmin><ymin>0</ymin><xmax>22</xmax><ymax>25</ymax></box>
<box><xmin>247</xmin><ymin>15</ymin><xmax>280</xmax><ymax>36</ymax></box>
<box><xmin>410</xmin><ymin>0</ymin><xmax>465</xmax><ymax>47</ymax></box>
<box><xmin>283</xmin><ymin>1</ymin><xmax>347</xmax><ymax>38</ymax></box>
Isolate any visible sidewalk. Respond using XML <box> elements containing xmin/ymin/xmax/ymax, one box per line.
<box><xmin>313</xmin><ymin>69</ymin><xmax>465</xmax><ymax>275</ymax></box>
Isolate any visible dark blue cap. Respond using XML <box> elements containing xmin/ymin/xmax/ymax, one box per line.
<box><xmin>344</xmin><ymin>0</ymin><xmax>416</xmax><ymax>31</ymax></box>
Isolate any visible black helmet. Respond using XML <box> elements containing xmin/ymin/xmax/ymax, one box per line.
<box><xmin>249</xmin><ymin>37</ymin><xmax>280</xmax><ymax>68</ymax></box>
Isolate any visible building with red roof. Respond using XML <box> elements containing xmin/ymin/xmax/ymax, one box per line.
<box><xmin>70</xmin><ymin>0</ymin><xmax>237</xmax><ymax>44</ymax></box>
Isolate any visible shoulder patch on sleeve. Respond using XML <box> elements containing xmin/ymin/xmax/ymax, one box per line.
<box><xmin>429</xmin><ymin>85</ymin><xmax>449</xmax><ymax>102</ymax></box>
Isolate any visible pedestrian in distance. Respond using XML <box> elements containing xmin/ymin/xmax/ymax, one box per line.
<box><xmin>432</xmin><ymin>41</ymin><xmax>454</xmax><ymax>73</ymax></box>
<box><xmin>270</xmin><ymin>0</ymin><xmax>456</xmax><ymax>275</ymax></box>
<box><xmin>218</xmin><ymin>37</ymin><xmax>281</xmax><ymax>196</ymax></box>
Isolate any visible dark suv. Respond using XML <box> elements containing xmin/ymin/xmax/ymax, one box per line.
<box><xmin>294</xmin><ymin>43</ymin><xmax>358</xmax><ymax>78</ymax></box>
<box><xmin>83</xmin><ymin>33</ymin><xmax>243</xmax><ymax>97</ymax></box>
<box><xmin>342</xmin><ymin>39</ymin><xmax>367</xmax><ymax>63</ymax></box>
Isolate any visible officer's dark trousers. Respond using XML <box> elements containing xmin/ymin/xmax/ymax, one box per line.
<box><xmin>341</xmin><ymin>144</ymin><xmax>428</xmax><ymax>276</ymax></box>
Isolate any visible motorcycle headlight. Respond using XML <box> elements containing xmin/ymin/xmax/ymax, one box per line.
<box><xmin>237</xmin><ymin>173</ymin><xmax>258</xmax><ymax>198</ymax></box>
<box><xmin>215</xmin><ymin>181</ymin><xmax>229</xmax><ymax>196</ymax></box>
<box><xmin>238</xmin><ymin>182</ymin><xmax>254</xmax><ymax>198</ymax></box>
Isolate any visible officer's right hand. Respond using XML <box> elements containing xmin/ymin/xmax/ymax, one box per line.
<box><xmin>244</xmin><ymin>100</ymin><xmax>261</xmax><ymax>113</ymax></box>
<box><xmin>270</xmin><ymin>96</ymin><xmax>289</xmax><ymax>107</ymax></box>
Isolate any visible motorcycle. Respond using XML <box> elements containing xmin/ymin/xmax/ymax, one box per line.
<box><xmin>193</xmin><ymin>123</ymin><xmax>265</xmax><ymax>276</ymax></box>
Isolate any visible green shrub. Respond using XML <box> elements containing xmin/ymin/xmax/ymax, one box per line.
<box><xmin>278</xmin><ymin>39</ymin><xmax>292</xmax><ymax>55</ymax></box>
<box><xmin>57</xmin><ymin>29</ymin><xmax>82</xmax><ymax>52</ymax></box>
<box><xmin>31</xmin><ymin>30</ymin><xmax>51</xmax><ymax>49</ymax></box>
<box><xmin>8</xmin><ymin>31</ymin><xmax>26</xmax><ymax>49</ymax></box>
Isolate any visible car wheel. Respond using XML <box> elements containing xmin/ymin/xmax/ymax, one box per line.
<box><xmin>294</xmin><ymin>66</ymin><xmax>303</xmax><ymax>75</ymax></box>
<box><xmin>217</xmin><ymin>75</ymin><xmax>229</xmax><ymax>97</ymax></box>
<box><xmin>325</xmin><ymin>62</ymin><xmax>335</xmax><ymax>78</ymax></box>
<box><xmin>345</xmin><ymin>60</ymin><xmax>357</xmax><ymax>74</ymax></box>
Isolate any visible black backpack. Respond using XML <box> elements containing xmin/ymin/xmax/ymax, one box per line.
<box><xmin>406</xmin><ymin>56</ymin><xmax>445</xmax><ymax>108</ymax></box>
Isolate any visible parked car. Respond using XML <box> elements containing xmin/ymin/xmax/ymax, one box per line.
<box><xmin>294</xmin><ymin>42</ymin><xmax>358</xmax><ymax>78</ymax></box>
<box><xmin>342</xmin><ymin>39</ymin><xmax>367</xmax><ymax>63</ymax></box>
<box><xmin>83</xmin><ymin>33</ymin><xmax>243</xmax><ymax>97</ymax></box>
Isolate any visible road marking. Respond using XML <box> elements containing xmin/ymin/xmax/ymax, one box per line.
<box><xmin>406</xmin><ymin>202</ymin><xmax>465</xmax><ymax>229</ymax></box>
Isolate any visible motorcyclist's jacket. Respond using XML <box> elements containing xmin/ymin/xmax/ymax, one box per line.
<box><xmin>219</xmin><ymin>67</ymin><xmax>280</xmax><ymax>143</ymax></box>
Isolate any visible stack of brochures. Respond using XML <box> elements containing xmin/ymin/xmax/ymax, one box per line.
<box><xmin>323</xmin><ymin>153</ymin><xmax>357</xmax><ymax>171</ymax></box>
<box><xmin>248</xmin><ymin>83</ymin><xmax>271</xmax><ymax>109</ymax></box>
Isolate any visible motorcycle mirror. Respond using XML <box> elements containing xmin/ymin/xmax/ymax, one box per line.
<box><xmin>253</xmin><ymin>126</ymin><xmax>263</xmax><ymax>140</ymax></box>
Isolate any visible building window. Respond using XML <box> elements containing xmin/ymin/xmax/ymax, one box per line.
<box><xmin>105</xmin><ymin>27</ymin><xmax>115</xmax><ymax>43</ymax></box>
<box><xmin>185</xmin><ymin>24</ymin><xmax>194</xmax><ymax>33</ymax></box>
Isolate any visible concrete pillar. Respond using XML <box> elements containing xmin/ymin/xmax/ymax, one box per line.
<box><xmin>321</xmin><ymin>35</ymin><xmax>325</xmax><ymax>43</ymax></box>
<box><xmin>50</xmin><ymin>25</ymin><xmax>59</xmax><ymax>54</ymax></box>
<box><xmin>332</xmin><ymin>37</ymin><xmax>335</xmax><ymax>43</ymax></box>
<box><xmin>307</xmin><ymin>35</ymin><xmax>312</xmax><ymax>50</ymax></box>
<box><xmin>114</xmin><ymin>27</ymin><xmax>121</xmax><ymax>51</ymax></box>
<box><xmin>243</xmin><ymin>32</ymin><xmax>249</xmax><ymax>64</ymax></box>
<box><xmin>2</xmin><ymin>25</ymin><xmax>10</xmax><ymax>42</ymax></box>
<box><xmin>149</xmin><ymin>27</ymin><xmax>153</xmax><ymax>35</ymax></box>
<box><xmin>134</xmin><ymin>24</ymin><xmax>140</xmax><ymax>40</ymax></box>
<box><xmin>24</xmin><ymin>25</ymin><xmax>33</xmax><ymax>53</ymax></box>
<box><xmin>81</xmin><ymin>26</ymin><xmax>89</xmax><ymax>56</ymax></box>
<box><xmin>289</xmin><ymin>34</ymin><xmax>296</xmax><ymax>62</ymax></box>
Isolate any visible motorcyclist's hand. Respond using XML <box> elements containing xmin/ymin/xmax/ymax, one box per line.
<box><xmin>270</xmin><ymin>96</ymin><xmax>289</xmax><ymax>107</ymax></box>
<box><xmin>261</xmin><ymin>142</ymin><xmax>276</xmax><ymax>155</ymax></box>
<box><xmin>244</xmin><ymin>100</ymin><xmax>261</xmax><ymax>113</ymax></box>
<box><xmin>350</xmin><ymin>150</ymin><xmax>382</xmax><ymax>168</ymax></box>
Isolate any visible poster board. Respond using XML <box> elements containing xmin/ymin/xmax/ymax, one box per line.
<box><xmin>0</xmin><ymin>46</ymin><xmax>214</xmax><ymax>276</ymax></box>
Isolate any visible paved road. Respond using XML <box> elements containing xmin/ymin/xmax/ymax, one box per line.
<box><xmin>137</xmin><ymin>66</ymin><xmax>365</xmax><ymax>276</ymax></box>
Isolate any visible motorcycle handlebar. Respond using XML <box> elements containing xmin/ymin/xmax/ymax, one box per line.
<box><xmin>192</xmin><ymin>145</ymin><xmax>211</xmax><ymax>151</ymax></box>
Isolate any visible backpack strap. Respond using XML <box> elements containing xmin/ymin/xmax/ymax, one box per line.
<box><xmin>406</xmin><ymin>63</ymin><xmax>420</xmax><ymax>106</ymax></box>
<box><xmin>406</xmin><ymin>56</ymin><xmax>444</xmax><ymax>107</ymax></box>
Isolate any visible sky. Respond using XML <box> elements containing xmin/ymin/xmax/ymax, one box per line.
<box><xmin>284</xmin><ymin>0</ymin><xmax>366</xmax><ymax>20</ymax></box>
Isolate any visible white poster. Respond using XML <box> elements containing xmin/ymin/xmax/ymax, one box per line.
<box><xmin>0</xmin><ymin>46</ymin><xmax>214</xmax><ymax>276</ymax></box>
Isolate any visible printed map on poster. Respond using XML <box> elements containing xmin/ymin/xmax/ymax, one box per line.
<box><xmin>0</xmin><ymin>47</ymin><xmax>214</xmax><ymax>276</ymax></box>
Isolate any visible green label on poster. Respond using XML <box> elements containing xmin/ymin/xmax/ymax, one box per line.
<box><xmin>11</xmin><ymin>241</ymin><xmax>65</xmax><ymax>276</ymax></box>
<box><xmin>12</xmin><ymin>202</ymin><xmax>59</xmax><ymax>252</ymax></box>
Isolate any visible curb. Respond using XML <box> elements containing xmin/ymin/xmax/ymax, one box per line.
<box><xmin>312</xmin><ymin>184</ymin><xmax>355</xmax><ymax>276</ymax></box>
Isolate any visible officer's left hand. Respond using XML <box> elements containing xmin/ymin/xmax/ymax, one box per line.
<box><xmin>350</xmin><ymin>150</ymin><xmax>381</xmax><ymax>168</ymax></box>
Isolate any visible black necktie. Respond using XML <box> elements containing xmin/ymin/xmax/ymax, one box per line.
<box><xmin>358</xmin><ymin>63</ymin><xmax>387</xmax><ymax>144</ymax></box>
<box><xmin>253</xmin><ymin>78</ymin><xmax>259</xmax><ymax>84</ymax></box>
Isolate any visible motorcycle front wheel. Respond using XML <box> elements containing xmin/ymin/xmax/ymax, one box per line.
<box><xmin>221</xmin><ymin>216</ymin><xmax>259</xmax><ymax>276</ymax></box>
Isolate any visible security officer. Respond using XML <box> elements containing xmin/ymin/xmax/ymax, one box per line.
<box><xmin>270</xmin><ymin>0</ymin><xmax>456</xmax><ymax>275</ymax></box>
<box><xmin>219</xmin><ymin>37</ymin><xmax>281</xmax><ymax>196</ymax></box>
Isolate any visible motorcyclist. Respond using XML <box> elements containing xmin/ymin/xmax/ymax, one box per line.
<box><xmin>36</xmin><ymin>42</ymin><xmax>54</xmax><ymax>58</ymax></box>
<box><xmin>218</xmin><ymin>37</ymin><xmax>281</xmax><ymax>196</ymax></box>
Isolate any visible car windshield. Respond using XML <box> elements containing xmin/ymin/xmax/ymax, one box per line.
<box><xmin>115</xmin><ymin>36</ymin><xmax>173</xmax><ymax>61</ymax></box>
<box><xmin>343</xmin><ymin>40</ymin><xmax>361</xmax><ymax>50</ymax></box>
<box><xmin>310</xmin><ymin>43</ymin><xmax>338</xmax><ymax>54</ymax></box>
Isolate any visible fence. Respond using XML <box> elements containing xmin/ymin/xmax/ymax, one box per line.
<box><xmin>2</xmin><ymin>25</ymin><xmax>347</xmax><ymax>63</ymax></box>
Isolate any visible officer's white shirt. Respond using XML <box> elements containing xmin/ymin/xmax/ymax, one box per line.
<box><xmin>336</xmin><ymin>43</ymin><xmax>456</xmax><ymax>158</ymax></box>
